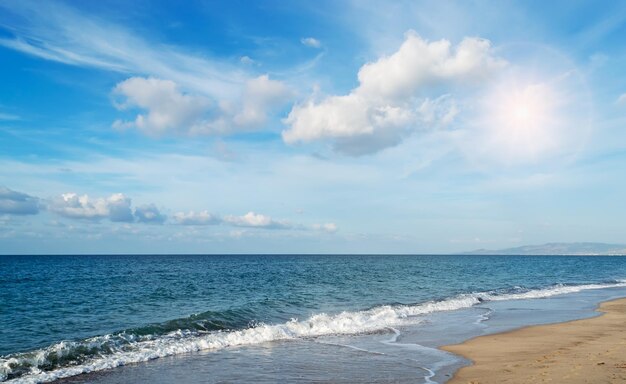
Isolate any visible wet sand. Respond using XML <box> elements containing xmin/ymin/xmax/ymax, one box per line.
<box><xmin>442</xmin><ymin>297</ymin><xmax>626</xmax><ymax>384</ymax></box>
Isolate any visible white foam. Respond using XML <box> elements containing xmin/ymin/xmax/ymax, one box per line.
<box><xmin>484</xmin><ymin>282</ymin><xmax>626</xmax><ymax>301</ymax></box>
<box><xmin>4</xmin><ymin>280</ymin><xmax>626</xmax><ymax>383</ymax></box>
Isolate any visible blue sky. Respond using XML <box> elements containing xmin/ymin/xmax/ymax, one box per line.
<box><xmin>1</xmin><ymin>0</ymin><xmax>626</xmax><ymax>254</ymax></box>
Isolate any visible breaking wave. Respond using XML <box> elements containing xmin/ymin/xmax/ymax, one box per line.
<box><xmin>2</xmin><ymin>280</ymin><xmax>625</xmax><ymax>383</ymax></box>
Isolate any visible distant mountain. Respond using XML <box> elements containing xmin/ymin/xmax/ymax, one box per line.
<box><xmin>463</xmin><ymin>242</ymin><xmax>626</xmax><ymax>256</ymax></box>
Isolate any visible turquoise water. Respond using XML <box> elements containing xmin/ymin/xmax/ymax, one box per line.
<box><xmin>2</xmin><ymin>255</ymin><xmax>626</xmax><ymax>382</ymax></box>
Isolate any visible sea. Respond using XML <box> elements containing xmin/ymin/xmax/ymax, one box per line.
<box><xmin>2</xmin><ymin>254</ymin><xmax>626</xmax><ymax>383</ymax></box>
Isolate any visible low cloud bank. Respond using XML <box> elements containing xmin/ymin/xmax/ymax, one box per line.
<box><xmin>1</xmin><ymin>186</ymin><xmax>336</xmax><ymax>232</ymax></box>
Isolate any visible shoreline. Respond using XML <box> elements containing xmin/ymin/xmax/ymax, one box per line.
<box><xmin>7</xmin><ymin>286</ymin><xmax>626</xmax><ymax>383</ymax></box>
<box><xmin>441</xmin><ymin>297</ymin><xmax>626</xmax><ymax>383</ymax></box>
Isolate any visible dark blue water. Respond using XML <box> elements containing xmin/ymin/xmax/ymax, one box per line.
<box><xmin>1</xmin><ymin>255</ymin><xmax>626</xmax><ymax>382</ymax></box>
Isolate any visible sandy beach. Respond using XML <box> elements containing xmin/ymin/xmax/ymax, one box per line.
<box><xmin>442</xmin><ymin>297</ymin><xmax>626</xmax><ymax>383</ymax></box>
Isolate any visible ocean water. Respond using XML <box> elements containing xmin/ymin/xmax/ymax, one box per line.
<box><xmin>2</xmin><ymin>254</ymin><xmax>626</xmax><ymax>383</ymax></box>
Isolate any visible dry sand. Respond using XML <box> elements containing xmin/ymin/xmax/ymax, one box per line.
<box><xmin>442</xmin><ymin>298</ymin><xmax>626</xmax><ymax>384</ymax></box>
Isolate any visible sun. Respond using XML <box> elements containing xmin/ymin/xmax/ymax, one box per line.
<box><xmin>477</xmin><ymin>79</ymin><xmax>563</xmax><ymax>164</ymax></box>
<box><xmin>512</xmin><ymin>105</ymin><xmax>530</xmax><ymax>122</ymax></box>
<box><xmin>463</xmin><ymin>42</ymin><xmax>594</xmax><ymax>168</ymax></box>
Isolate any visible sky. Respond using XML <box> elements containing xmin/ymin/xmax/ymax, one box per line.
<box><xmin>1</xmin><ymin>0</ymin><xmax>626</xmax><ymax>254</ymax></box>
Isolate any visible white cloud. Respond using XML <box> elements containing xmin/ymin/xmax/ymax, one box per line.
<box><xmin>49</xmin><ymin>193</ymin><xmax>134</xmax><ymax>222</ymax></box>
<box><xmin>231</xmin><ymin>75</ymin><xmax>294</xmax><ymax>128</ymax></box>
<box><xmin>285</xmin><ymin>94</ymin><xmax>375</xmax><ymax>141</ymax></box>
<box><xmin>113</xmin><ymin>75</ymin><xmax>292</xmax><ymax>135</ymax></box>
<box><xmin>283</xmin><ymin>31</ymin><xmax>505</xmax><ymax>155</ymax></box>
<box><xmin>49</xmin><ymin>193</ymin><xmax>112</xmax><ymax>220</ymax></box>
<box><xmin>357</xmin><ymin>32</ymin><xmax>505</xmax><ymax>100</ymax></box>
<box><xmin>0</xmin><ymin>1</ymin><xmax>244</xmax><ymax>99</ymax></box>
<box><xmin>0</xmin><ymin>2</ymin><xmax>295</xmax><ymax>136</ymax></box>
<box><xmin>173</xmin><ymin>210</ymin><xmax>220</xmax><ymax>225</ymax></box>
<box><xmin>617</xmin><ymin>93</ymin><xmax>626</xmax><ymax>105</ymax></box>
<box><xmin>174</xmin><ymin>210</ymin><xmax>338</xmax><ymax>232</ymax></box>
<box><xmin>417</xmin><ymin>95</ymin><xmax>458</xmax><ymax>127</ymax></box>
<box><xmin>134</xmin><ymin>204</ymin><xmax>167</xmax><ymax>224</ymax></box>
<box><xmin>301</xmin><ymin>37</ymin><xmax>322</xmax><ymax>48</ymax></box>
<box><xmin>0</xmin><ymin>187</ymin><xmax>40</xmax><ymax>215</ymax></box>
<box><xmin>1</xmin><ymin>183</ymin><xmax>340</xmax><ymax>235</ymax></box>
<box><xmin>107</xmin><ymin>194</ymin><xmax>134</xmax><ymax>222</ymax></box>
<box><xmin>284</xmin><ymin>93</ymin><xmax>419</xmax><ymax>155</ymax></box>
<box><xmin>224</xmin><ymin>211</ymin><xmax>291</xmax><ymax>229</ymax></box>
<box><xmin>112</xmin><ymin>77</ymin><xmax>211</xmax><ymax>135</ymax></box>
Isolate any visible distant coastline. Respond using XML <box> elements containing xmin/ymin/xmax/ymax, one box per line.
<box><xmin>463</xmin><ymin>242</ymin><xmax>626</xmax><ymax>256</ymax></box>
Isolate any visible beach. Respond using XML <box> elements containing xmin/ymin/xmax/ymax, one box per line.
<box><xmin>443</xmin><ymin>298</ymin><xmax>626</xmax><ymax>384</ymax></box>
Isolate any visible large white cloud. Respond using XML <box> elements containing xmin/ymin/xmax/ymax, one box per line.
<box><xmin>357</xmin><ymin>33</ymin><xmax>505</xmax><ymax>100</ymax></box>
<box><xmin>0</xmin><ymin>186</ymin><xmax>40</xmax><ymax>215</ymax></box>
<box><xmin>113</xmin><ymin>75</ymin><xmax>292</xmax><ymax>136</ymax></box>
<box><xmin>283</xmin><ymin>31</ymin><xmax>505</xmax><ymax>155</ymax></box>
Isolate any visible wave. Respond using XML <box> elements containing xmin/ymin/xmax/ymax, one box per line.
<box><xmin>2</xmin><ymin>280</ymin><xmax>626</xmax><ymax>383</ymax></box>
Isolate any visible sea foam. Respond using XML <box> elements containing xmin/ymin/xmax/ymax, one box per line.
<box><xmin>2</xmin><ymin>280</ymin><xmax>625</xmax><ymax>383</ymax></box>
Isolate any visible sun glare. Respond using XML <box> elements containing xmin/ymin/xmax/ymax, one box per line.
<box><xmin>512</xmin><ymin>105</ymin><xmax>530</xmax><ymax>122</ymax></box>
<box><xmin>461</xmin><ymin>41</ymin><xmax>595</xmax><ymax>168</ymax></box>
<box><xmin>477</xmin><ymin>79</ymin><xmax>563</xmax><ymax>164</ymax></box>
